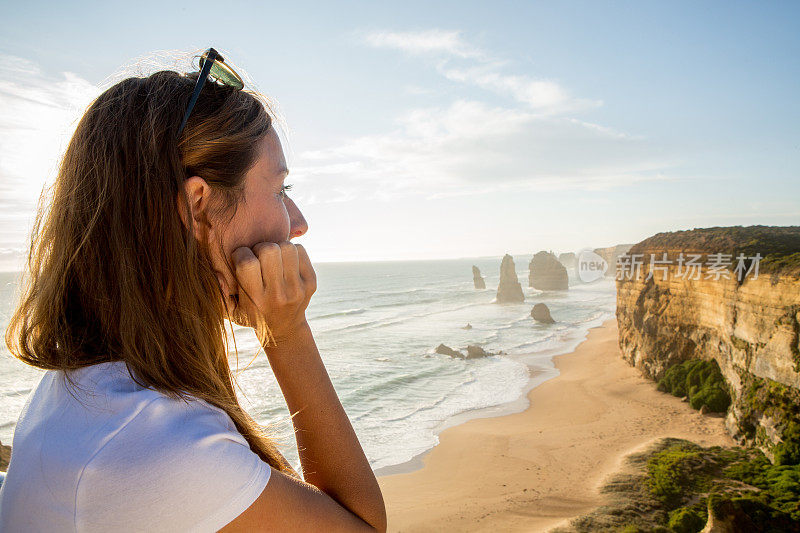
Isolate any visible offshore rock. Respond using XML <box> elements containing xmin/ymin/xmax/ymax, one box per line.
<box><xmin>466</xmin><ymin>345</ymin><xmax>492</xmax><ymax>359</ymax></box>
<box><xmin>472</xmin><ymin>265</ymin><xmax>486</xmax><ymax>289</ymax></box>
<box><xmin>531</xmin><ymin>303</ymin><xmax>555</xmax><ymax>323</ymax></box>
<box><xmin>435</xmin><ymin>344</ymin><xmax>463</xmax><ymax>358</ymax></box>
<box><xmin>529</xmin><ymin>251</ymin><xmax>569</xmax><ymax>291</ymax></box>
<box><xmin>558</xmin><ymin>252</ymin><xmax>577</xmax><ymax>270</ymax></box>
<box><xmin>496</xmin><ymin>254</ymin><xmax>525</xmax><ymax>303</ymax></box>
<box><xmin>436</xmin><ymin>344</ymin><xmax>496</xmax><ymax>359</ymax></box>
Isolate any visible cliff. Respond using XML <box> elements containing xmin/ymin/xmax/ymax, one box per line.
<box><xmin>616</xmin><ymin>226</ymin><xmax>800</xmax><ymax>462</ymax></box>
<box><xmin>594</xmin><ymin>244</ymin><xmax>633</xmax><ymax>277</ymax></box>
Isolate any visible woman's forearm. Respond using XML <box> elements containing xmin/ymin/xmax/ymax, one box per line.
<box><xmin>264</xmin><ymin>321</ymin><xmax>387</xmax><ymax>531</ymax></box>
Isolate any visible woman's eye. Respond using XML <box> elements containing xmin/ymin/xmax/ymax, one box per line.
<box><xmin>279</xmin><ymin>183</ymin><xmax>293</xmax><ymax>198</ymax></box>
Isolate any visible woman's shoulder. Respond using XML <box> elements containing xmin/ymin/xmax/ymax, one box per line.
<box><xmin>73</xmin><ymin>377</ymin><xmax>271</xmax><ymax>532</ymax></box>
<box><xmin>4</xmin><ymin>362</ymin><xmax>267</xmax><ymax>532</ymax></box>
<box><xmin>62</xmin><ymin>361</ymin><xmax>246</xmax><ymax>456</ymax></box>
<box><xmin>60</xmin><ymin>361</ymin><xmax>232</xmax><ymax>422</ymax></box>
<box><xmin>72</xmin><ymin>361</ymin><xmax>242</xmax><ymax>442</ymax></box>
<box><xmin>18</xmin><ymin>360</ymin><xmax>244</xmax><ymax>468</ymax></box>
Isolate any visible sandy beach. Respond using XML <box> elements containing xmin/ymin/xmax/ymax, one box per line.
<box><xmin>377</xmin><ymin>318</ymin><xmax>735</xmax><ymax>532</ymax></box>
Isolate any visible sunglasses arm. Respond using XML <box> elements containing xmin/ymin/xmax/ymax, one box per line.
<box><xmin>177</xmin><ymin>49</ymin><xmax>219</xmax><ymax>137</ymax></box>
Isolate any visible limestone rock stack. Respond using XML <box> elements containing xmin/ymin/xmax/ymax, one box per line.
<box><xmin>529</xmin><ymin>251</ymin><xmax>569</xmax><ymax>290</ymax></box>
<box><xmin>472</xmin><ymin>265</ymin><xmax>486</xmax><ymax>289</ymax></box>
<box><xmin>558</xmin><ymin>252</ymin><xmax>577</xmax><ymax>270</ymax></box>
<box><xmin>495</xmin><ymin>254</ymin><xmax>524</xmax><ymax>303</ymax></box>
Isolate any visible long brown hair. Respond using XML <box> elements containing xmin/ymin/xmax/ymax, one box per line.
<box><xmin>5</xmin><ymin>65</ymin><xmax>300</xmax><ymax>477</ymax></box>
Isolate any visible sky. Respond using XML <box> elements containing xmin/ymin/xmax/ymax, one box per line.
<box><xmin>0</xmin><ymin>0</ymin><xmax>798</xmax><ymax>269</ymax></box>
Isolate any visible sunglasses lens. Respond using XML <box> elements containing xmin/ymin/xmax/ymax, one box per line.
<box><xmin>197</xmin><ymin>54</ymin><xmax>245</xmax><ymax>90</ymax></box>
<box><xmin>209</xmin><ymin>62</ymin><xmax>244</xmax><ymax>89</ymax></box>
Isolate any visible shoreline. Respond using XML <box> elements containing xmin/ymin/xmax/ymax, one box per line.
<box><xmin>374</xmin><ymin>365</ymin><xmax>556</xmax><ymax>477</ymax></box>
<box><xmin>377</xmin><ymin>318</ymin><xmax>734</xmax><ymax>532</ymax></box>
<box><xmin>374</xmin><ymin>316</ymin><xmax>609</xmax><ymax>478</ymax></box>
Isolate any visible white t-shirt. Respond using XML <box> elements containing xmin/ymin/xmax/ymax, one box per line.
<box><xmin>0</xmin><ymin>360</ymin><xmax>273</xmax><ymax>532</ymax></box>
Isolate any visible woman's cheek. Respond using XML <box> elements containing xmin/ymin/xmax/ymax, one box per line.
<box><xmin>263</xmin><ymin>199</ymin><xmax>291</xmax><ymax>242</ymax></box>
<box><xmin>247</xmin><ymin>204</ymin><xmax>285</xmax><ymax>244</ymax></box>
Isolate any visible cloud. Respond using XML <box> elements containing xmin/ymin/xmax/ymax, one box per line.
<box><xmin>362</xmin><ymin>29</ymin><xmax>598</xmax><ymax>114</ymax></box>
<box><xmin>290</xmin><ymin>99</ymin><xmax>677</xmax><ymax>204</ymax></box>
<box><xmin>284</xmin><ymin>28</ymin><xmax>675</xmax><ymax>206</ymax></box>
<box><xmin>0</xmin><ymin>55</ymin><xmax>100</xmax><ymax>271</ymax></box>
<box><xmin>439</xmin><ymin>65</ymin><xmax>602</xmax><ymax>114</ymax></box>
<box><xmin>363</xmin><ymin>29</ymin><xmax>487</xmax><ymax>60</ymax></box>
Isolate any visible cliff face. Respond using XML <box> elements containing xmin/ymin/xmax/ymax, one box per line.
<box><xmin>594</xmin><ymin>244</ymin><xmax>633</xmax><ymax>277</ymax></box>
<box><xmin>618</xmin><ymin>274</ymin><xmax>800</xmax><ymax>388</ymax></box>
<box><xmin>616</xmin><ymin>226</ymin><xmax>800</xmax><ymax>460</ymax></box>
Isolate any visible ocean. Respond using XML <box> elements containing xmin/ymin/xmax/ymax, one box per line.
<box><xmin>0</xmin><ymin>256</ymin><xmax>616</xmax><ymax>473</ymax></box>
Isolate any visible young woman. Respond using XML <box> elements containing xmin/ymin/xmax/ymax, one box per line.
<box><xmin>0</xmin><ymin>50</ymin><xmax>387</xmax><ymax>532</ymax></box>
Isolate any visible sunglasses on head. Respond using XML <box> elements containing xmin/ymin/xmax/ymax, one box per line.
<box><xmin>177</xmin><ymin>47</ymin><xmax>245</xmax><ymax>137</ymax></box>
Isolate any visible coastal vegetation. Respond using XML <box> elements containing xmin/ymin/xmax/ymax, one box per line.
<box><xmin>629</xmin><ymin>225</ymin><xmax>800</xmax><ymax>276</ymax></box>
<box><xmin>560</xmin><ymin>438</ymin><xmax>800</xmax><ymax>533</ymax></box>
<box><xmin>761</xmin><ymin>251</ymin><xmax>800</xmax><ymax>277</ymax></box>
<box><xmin>615</xmin><ymin>226</ymin><xmax>800</xmax><ymax>530</ymax></box>
<box><xmin>598</xmin><ymin>344</ymin><xmax>797</xmax><ymax>529</ymax></box>
<box><xmin>736</xmin><ymin>373</ymin><xmax>800</xmax><ymax>466</ymax></box>
<box><xmin>656</xmin><ymin>359</ymin><xmax>731</xmax><ymax>413</ymax></box>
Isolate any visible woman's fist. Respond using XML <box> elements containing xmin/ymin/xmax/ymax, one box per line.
<box><xmin>220</xmin><ymin>241</ymin><xmax>316</xmax><ymax>346</ymax></box>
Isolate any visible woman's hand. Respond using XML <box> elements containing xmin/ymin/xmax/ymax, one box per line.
<box><xmin>219</xmin><ymin>241</ymin><xmax>317</xmax><ymax>346</ymax></box>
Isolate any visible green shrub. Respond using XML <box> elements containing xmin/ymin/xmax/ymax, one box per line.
<box><xmin>686</xmin><ymin>359</ymin><xmax>718</xmax><ymax>389</ymax></box>
<box><xmin>774</xmin><ymin>422</ymin><xmax>800</xmax><ymax>466</ymax></box>
<box><xmin>708</xmin><ymin>494</ymin><xmax>799</xmax><ymax>531</ymax></box>
<box><xmin>724</xmin><ymin>453</ymin><xmax>800</xmax><ymax>521</ymax></box>
<box><xmin>739</xmin><ymin>376</ymin><xmax>800</xmax><ymax>466</ymax></box>
<box><xmin>689</xmin><ymin>386</ymin><xmax>731</xmax><ymax>412</ymax></box>
<box><xmin>577</xmin><ymin>437</ymin><xmax>800</xmax><ymax>533</ymax></box>
<box><xmin>646</xmin><ymin>443</ymin><xmax>705</xmax><ymax>506</ymax></box>
<box><xmin>667</xmin><ymin>507</ymin><xmax>705</xmax><ymax>533</ymax></box>
<box><xmin>659</xmin><ymin>359</ymin><xmax>731</xmax><ymax>413</ymax></box>
<box><xmin>660</xmin><ymin>363</ymin><xmax>689</xmax><ymax>397</ymax></box>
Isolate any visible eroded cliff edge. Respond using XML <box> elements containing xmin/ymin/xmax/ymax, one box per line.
<box><xmin>616</xmin><ymin>226</ymin><xmax>800</xmax><ymax>462</ymax></box>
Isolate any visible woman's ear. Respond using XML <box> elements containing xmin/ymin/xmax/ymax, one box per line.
<box><xmin>177</xmin><ymin>176</ymin><xmax>213</xmax><ymax>241</ymax></box>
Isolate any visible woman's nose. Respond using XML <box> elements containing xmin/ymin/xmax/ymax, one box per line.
<box><xmin>286</xmin><ymin>197</ymin><xmax>308</xmax><ymax>239</ymax></box>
